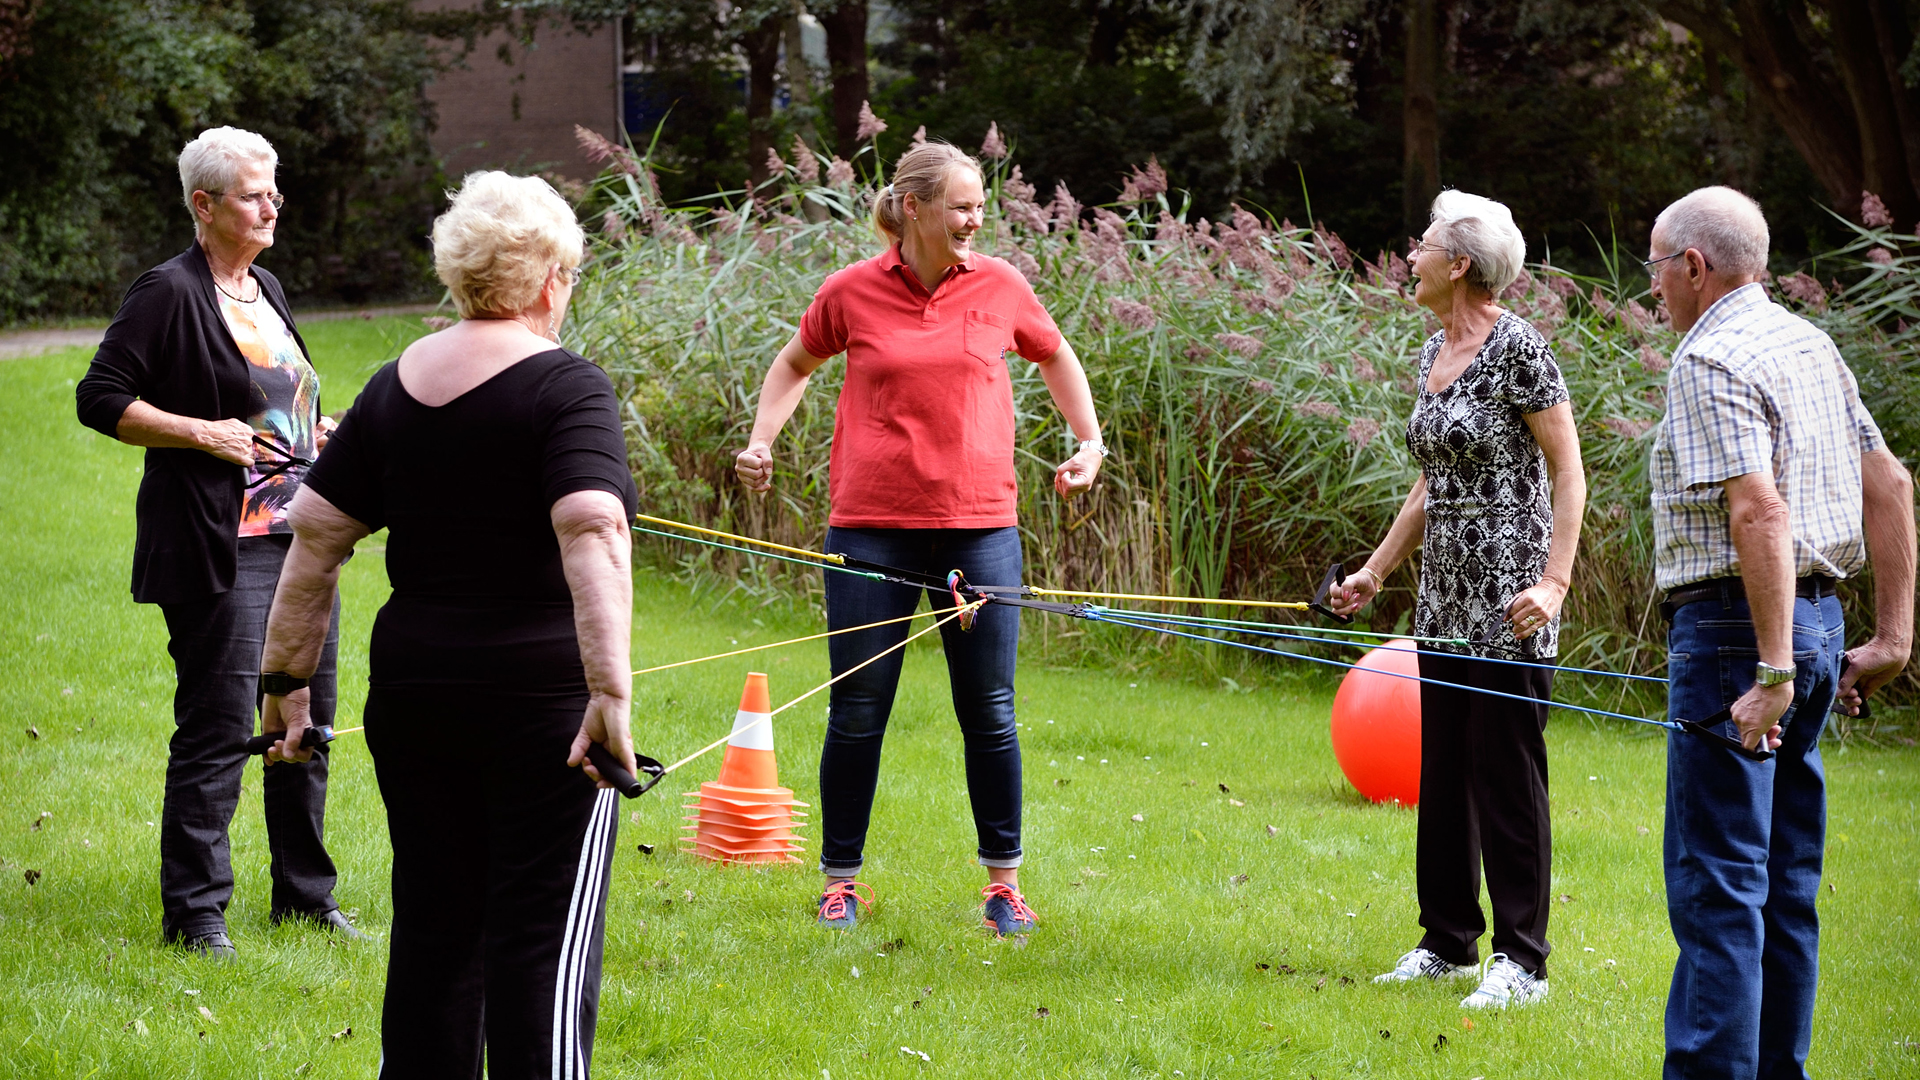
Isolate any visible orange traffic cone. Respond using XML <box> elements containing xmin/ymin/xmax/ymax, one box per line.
<box><xmin>681</xmin><ymin>672</ymin><xmax>808</xmax><ymax>864</ymax></box>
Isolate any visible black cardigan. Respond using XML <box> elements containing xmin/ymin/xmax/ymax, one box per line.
<box><xmin>76</xmin><ymin>243</ymin><xmax>311</xmax><ymax>605</ymax></box>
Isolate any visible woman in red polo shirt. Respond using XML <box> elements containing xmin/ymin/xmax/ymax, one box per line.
<box><xmin>736</xmin><ymin>141</ymin><xmax>1104</xmax><ymax>935</ymax></box>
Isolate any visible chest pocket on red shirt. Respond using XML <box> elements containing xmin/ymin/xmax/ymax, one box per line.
<box><xmin>963</xmin><ymin>309</ymin><xmax>1010</xmax><ymax>365</ymax></box>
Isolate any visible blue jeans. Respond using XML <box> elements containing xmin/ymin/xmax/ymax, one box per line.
<box><xmin>1663</xmin><ymin>590</ymin><xmax>1842</xmax><ymax>1080</ymax></box>
<box><xmin>818</xmin><ymin>527</ymin><xmax>1023</xmax><ymax>875</ymax></box>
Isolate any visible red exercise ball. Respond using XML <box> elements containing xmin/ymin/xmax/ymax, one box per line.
<box><xmin>1329</xmin><ymin>639</ymin><xmax>1422</xmax><ymax>805</ymax></box>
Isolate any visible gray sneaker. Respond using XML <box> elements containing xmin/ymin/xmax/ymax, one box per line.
<box><xmin>1373</xmin><ymin>947</ymin><xmax>1477</xmax><ymax>984</ymax></box>
<box><xmin>1460</xmin><ymin>953</ymin><xmax>1548</xmax><ymax>1008</ymax></box>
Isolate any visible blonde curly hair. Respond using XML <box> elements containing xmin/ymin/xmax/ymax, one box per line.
<box><xmin>432</xmin><ymin>172</ymin><xmax>585</xmax><ymax>319</ymax></box>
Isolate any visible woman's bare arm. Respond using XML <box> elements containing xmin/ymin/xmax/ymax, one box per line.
<box><xmin>1506</xmin><ymin>400</ymin><xmax>1586</xmax><ymax>639</ymax></box>
<box><xmin>1330</xmin><ymin>476</ymin><xmax>1429</xmax><ymax>617</ymax></box>
<box><xmin>736</xmin><ymin>331</ymin><xmax>833</xmax><ymax>492</ymax></box>
<box><xmin>554</xmin><ymin>489</ymin><xmax>636</xmax><ymax>783</ymax></box>
<box><xmin>260</xmin><ymin>487</ymin><xmax>371</xmax><ymax>762</ymax></box>
<box><xmin>115</xmin><ymin>400</ymin><xmax>256</xmax><ymax>465</ymax></box>
<box><xmin>1035</xmin><ymin>339</ymin><xmax>1105</xmax><ymax>495</ymax></box>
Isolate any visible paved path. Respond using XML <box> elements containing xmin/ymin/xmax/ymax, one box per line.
<box><xmin>0</xmin><ymin>304</ymin><xmax>438</xmax><ymax>359</ymax></box>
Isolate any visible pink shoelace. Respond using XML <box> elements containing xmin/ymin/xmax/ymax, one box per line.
<box><xmin>818</xmin><ymin>880</ymin><xmax>875</xmax><ymax>921</ymax></box>
<box><xmin>980</xmin><ymin>882</ymin><xmax>1036</xmax><ymax>925</ymax></box>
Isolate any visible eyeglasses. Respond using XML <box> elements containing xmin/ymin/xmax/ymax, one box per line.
<box><xmin>555</xmin><ymin>265</ymin><xmax>583</xmax><ymax>286</ymax></box>
<box><xmin>208</xmin><ymin>190</ymin><xmax>285</xmax><ymax>211</ymax></box>
<box><xmin>1407</xmin><ymin>237</ymin><xmax>1448</xmax><ymax>259</ymax></box>
<box><xmin>1643</xmin><ymin>251</ymin><xmax>1712</xmax><ymax>278</ymax></box>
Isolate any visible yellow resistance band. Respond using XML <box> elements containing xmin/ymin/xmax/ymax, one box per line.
<box><xmin>632</xmin><ymin>608</ymin><xmax>949</xmax><ymax>676</ymax></box>
<box><xmin>661</xmin><ymin>602</ymin><xmax>981</xmax><ymax>775</ymax></box>
<box><xmin>635</xmin><ymin>513</ymin><xmax>844</xmax><ymax>565</ymax></box>
<box><xmin>1026</xmin><ymin>587</ymin><xmax>1310</xmax><ymax>610</ymax></box>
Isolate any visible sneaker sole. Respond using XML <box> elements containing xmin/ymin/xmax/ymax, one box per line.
<box><xmin>1461</xmin><ymin>983</ymin><xmax>1549</xmax><ymax>1009</ymax></box>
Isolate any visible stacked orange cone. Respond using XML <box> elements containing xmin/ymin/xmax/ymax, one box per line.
<box><xmin>681</xmin><ymin>672</ymin><xmax>808</xmax><ymax>864</ymax></box>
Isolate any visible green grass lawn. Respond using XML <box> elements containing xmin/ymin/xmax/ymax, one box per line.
<box><xmin>2</xmin><ymin>324</ymin><xmax>1917</xmax><ymax>1078</ymax></box>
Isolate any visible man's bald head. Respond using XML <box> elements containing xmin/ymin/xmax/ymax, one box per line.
<box><xmin>1652</xmin><ymin>186</ymin><xmax>1770</xmax><ymax>278</ymax></box>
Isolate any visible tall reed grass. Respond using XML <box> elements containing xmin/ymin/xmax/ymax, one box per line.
<box><xmin>564</xmin><ymin>127</ymin><xmax>1918</xmax><ymax>723</ymax></box>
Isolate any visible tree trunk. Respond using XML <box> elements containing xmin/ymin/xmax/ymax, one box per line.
<box><xmin>820</xmin><ymin>0</ymin><xmax>869</xmax><ymax>160</ymax></box>
<box><xmin>1086</xmin><ymin>0</ymin><xmax>1125</xmax><ymax>67</ymax></box>
<box><xmin>1827</xmin><ymin>0</ymin><xmax>1918</xmax><ymax>225</ymax></box>
<box><xmin>1658</xmin><ymin>0</ymin><xmax>1867</xmax><ymax>219</ymax></box>
<box><xmin>783</xmin><ymin>0</ymin><xmax>813</xmax><ymax>109</ymax></box>
<box><xmin>1402</xmin><ymin>0</ymin><xmax>1441</xmax><ymax>237</ymax></box>
<box><xmin>745</xmin><ymin>15</ymin><xmax>782</xmax><ymax>189</ymax></box>
<box><xmin>1867</xmin><ymin>0</ymin><xmax>1920</xmax><ymax>219</ymax></box>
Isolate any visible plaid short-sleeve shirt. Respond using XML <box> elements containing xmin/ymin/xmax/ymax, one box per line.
<box><xmin>1649</xmin><ymin>283</ymin><xmax>1884</xmax><ymax>591</ymax></box>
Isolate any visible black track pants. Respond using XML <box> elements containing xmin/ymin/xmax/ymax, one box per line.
<box><xmin>1414</xmin><ymin>647</ymin><xmax>1555</xmax><ymax>978</ymax></box>
<box><xmin>156</xmin><ymin>533</ymin><xmax>341</xmax><ymax>940</ymax></box>
<box><xmin>366</xmin><ymin>689</ymin><xmax>619</xmax><ymax>1080</ymax></box>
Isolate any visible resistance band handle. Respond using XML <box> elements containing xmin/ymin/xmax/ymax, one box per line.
<box><xmin>586</xmin><ymin>742</ymin><xmax>667</xmax><ymax>799</ymax></box>
<box><xmin>243</xmin><ymin>726</ymin><xmax>333</xmax><ymax>756</ymax></box>
<box><xmin>1833</xmin><ymin>653</ymin><xmax>1871</xmax><ymax>719</ymax></box>
<box><xmin>1309</xmin><ymin>563</ymin><xmax>1356</xmax><ymax>625</ymax></box>
<box><xmin>1678</xmin><ymin>709</ymin><xmax>1775</xmax><ymax>762</ymax></box>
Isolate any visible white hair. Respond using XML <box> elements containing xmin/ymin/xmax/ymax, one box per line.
<box><xmin>432</xmin><ymin>171</ymin><xmax>585</xmax><ymax>319</ymax></box>
<box><xmin>178</xmin><ymin>127</ymin><xmax>278</xmax><ymax>230</ymax></box>
<box><xmin>1430</xmin><ymin>189</ymin><xmax>1527</xmax><ymax>296</ymax></box>
<box><xmin>1653</xmin><ymin>186</ymin><xmax>1769</xmax><ymax>277</ymax></box>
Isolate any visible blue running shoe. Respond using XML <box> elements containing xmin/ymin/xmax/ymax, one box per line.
<box><xmin>816</xmin><ymin>880</ymin><xmax>874</xmax><ymax>930</ymax></box>
<box><xmin>980</xmin><ymin>883</ymin><xmax>1037</xmax><ymax>935</ymax></box>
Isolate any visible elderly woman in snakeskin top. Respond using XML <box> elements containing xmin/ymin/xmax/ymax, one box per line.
<box><xmin>1330</xmin><ymin>190</ymin><xmax>1586</xmax><ymax>1011</ymax></box>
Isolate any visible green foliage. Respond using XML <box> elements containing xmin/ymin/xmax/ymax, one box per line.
<box><xmin>0</xmin><ymin>0</ymin><xmax>459</xmax><ymax>324</ymax></box>
<box><xmin>568</xmin><ymin>144</ymin><xmax>1919</xmax><ymax>713</ymax></box>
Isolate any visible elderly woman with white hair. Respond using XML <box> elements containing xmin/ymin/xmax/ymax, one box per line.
<box><xmin>1331</xmin><ymin>189</ymin><xmax>1586</xmax><ymax>1009</ymax></box>
<box><xmin>256</xmin><ymin>170</ymin><xmax>639</xmax><ymax>1075</ymax></box>
<box><xmin>75</xmin><ymin>126</ymin><xmax>356</xmax><ymax>958</ymax></box>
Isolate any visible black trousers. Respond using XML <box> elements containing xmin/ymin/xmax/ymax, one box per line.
<box><xmin>1415</xmin><ymin>647</ymin><xmax>1555</xmax><ymax>978</ymax></box>
<box><xmin>156</xmin><ymin>533</ymin><xmax>341</xmax><ymax>940</ymax></box>
<box><xmin>367</xmin><ymin>688</ymin><xmax>618</xmax><ymax>1080</ymax></box>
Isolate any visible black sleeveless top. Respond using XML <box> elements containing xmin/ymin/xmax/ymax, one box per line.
<box><xmin>305</xmin><ymin>348</ymin><xmax>638</xmax><ymax>696</ymax></box>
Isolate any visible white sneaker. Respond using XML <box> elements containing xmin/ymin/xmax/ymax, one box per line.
<box><xmin>1460</xmin><ymin>953</ymin><xmax>1548</xmax><ymax>1008</ymax></box>
<box><xmin>1372</xmin><ymin>947</ymin><xmax>1479</xmax><ymax>984</ymax></box>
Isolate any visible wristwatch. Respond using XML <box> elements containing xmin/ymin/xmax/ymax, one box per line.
<box><xmin>1754</xmin><ymin>661</ymin><xmax>1796</xmax><ymax>688</ymax></box>
<box><xmin>1077</xmin><ymin>438</ymin><xmax>1110</xmax><ymax>459</ymax></box>
<box><xmin>259</xmin><ymin>671</ymin><xmax>309</xmax><ymax>697</ymax></box>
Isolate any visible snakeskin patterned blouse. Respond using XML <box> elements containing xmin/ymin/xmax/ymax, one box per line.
<box><xmin>1406</xmin><ymin>312</ymin><xmax>1570</xmax><ymax>659</ymax></box>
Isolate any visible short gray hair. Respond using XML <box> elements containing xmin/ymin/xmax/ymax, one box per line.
<box><xmin>1430</xmin><ymin>190</ymin><xmax>1526</xmax><ymax>296</ymax></box>
<box><xmin>1653</xmin><ymin>186</ymin><xmax>1769</xmax><ymax>277</ymax></box>
<box><xmin>432</xmin><ymin>171</ymin><xmax>585</xmax><ymax>319</ymax></box>
<box><xmin>178</xmin><ymin>127</ymin><xmax>278</xmax><ymax>227</ymax></box>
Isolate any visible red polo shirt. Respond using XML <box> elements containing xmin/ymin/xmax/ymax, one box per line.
<box><xmin>800</xmin><ymin>245</ymin><xmax>1062</xmax><ymax>528</ymax></box>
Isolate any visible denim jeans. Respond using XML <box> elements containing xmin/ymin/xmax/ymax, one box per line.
<box><xmin>1663</xmin><ymin>590</ymin><xmax>1842</xmax><ymax>1080</ymax></box>
<box><xmin>818</xmin><ymin>526</ymin><xmax>1023</xmax><ymax>875</ymax></box>
<box><xmin>156</xmin><ymin>534</ymin><xmax>342</xmax><ymax>940</ymax></box>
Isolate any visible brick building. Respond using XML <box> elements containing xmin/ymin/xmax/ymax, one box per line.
<box><xmin>422</xmin><ymin>6</ymin><xmax>623</xmax><ymax>182</ymax></box>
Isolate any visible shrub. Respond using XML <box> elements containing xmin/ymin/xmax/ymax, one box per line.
<box><xmin>566</xmin><ymin>133</ymin><xmax>1917</xmax><ymax>721</ymax></box>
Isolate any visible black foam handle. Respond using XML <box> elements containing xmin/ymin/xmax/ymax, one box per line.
<box><xmin>1309</xmin><ymin>562</ymin><xmax>1356</xmax><ymax>625</ymax></box>
<box><xmin>244</xmin><ymin>727</ymin><xmax>329</xmax><ymax>756</ymax></box>
<box><xmin>1680</xmin><ymin>709</ymin><xmax>1775</xmax><ymax>761</ymax></box>
<box><xmin>1834</xmin><ymin>653</ymin><xmax>1872</xmax><ymax>719</ymax></box>
<box><xmin>586</xmin><ymin>743</ymin><xmax>667</xmax><ymax>799</ymax></box>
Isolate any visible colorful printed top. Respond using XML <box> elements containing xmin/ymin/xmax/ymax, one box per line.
<box><xmin>220</xmin><ymin>286</ymin><xmax>320</xmax><ymax>536</ymax></box>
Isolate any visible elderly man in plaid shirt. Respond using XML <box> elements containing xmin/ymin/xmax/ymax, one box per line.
<box><xmin>1647</xmin><ymin>186</ymin><xmax>1915</xmax><ymax>1080</ymax></box>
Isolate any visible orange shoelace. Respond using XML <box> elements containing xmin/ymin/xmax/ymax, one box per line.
<box><xmin>980</xmin><ymin>883</ymin><xmax>1036</xmax><ymax>925</ymax></box>
<box><xmin>819</xmin><ymin>880</ymin><xmax>875</xmax><ymax>921</ymax></box>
